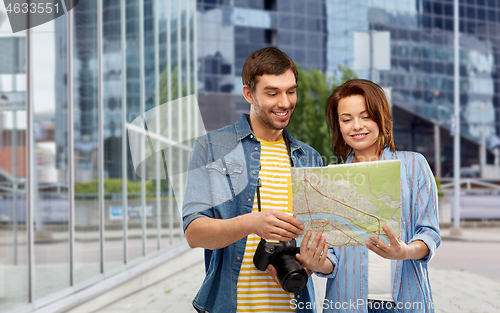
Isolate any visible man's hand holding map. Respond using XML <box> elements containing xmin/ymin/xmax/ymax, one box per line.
<box><xmin>291</xmin><ymin>160</ymin><xmax>402</xmax><ymax>247</ymax></box>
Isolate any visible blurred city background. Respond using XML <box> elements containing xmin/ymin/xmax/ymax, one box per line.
<box><xmin>0</xmin><ymin>0</ymin><xmax>499</xmax><ymax>312</ymax></box>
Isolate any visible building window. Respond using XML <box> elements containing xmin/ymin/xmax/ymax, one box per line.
<box><xmin>264</xmin><ymin>0</ymin><xmax>277</xmax><ymax>11</ymax></box>
<box><xmin>264</xmin><ymin>29</ymin><xmax>277</xmax><ymax>45</ymax></box>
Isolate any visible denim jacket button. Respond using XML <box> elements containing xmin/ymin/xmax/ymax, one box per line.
<box><xmin>255</xmin><ymin>147</ymin><xmax>258</xmax><ymax>150</ymax></box>
<box><xmin>252</xmin><ymin>171</ymin><xmax>256</xmax><ymax>174</ymax></box>
<box><xmin>237</xmin><ymin>256</ymin><xmax>240</xmax><ymax>260</ymax></box>
<box><xmin>248</xmin><ymin>198</ymin><xmax>251</xmax><ymax>202</ymax></box>
<box><xmin>297</xmin><ymin>295</ymin><xmax>300</xmax><ymax>298</ymax></box>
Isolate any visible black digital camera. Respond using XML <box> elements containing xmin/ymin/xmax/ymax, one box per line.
<box><xmin>253</xmin><ymin>238</ymin><xmax>308</xmax><ymax>293</ymax></box>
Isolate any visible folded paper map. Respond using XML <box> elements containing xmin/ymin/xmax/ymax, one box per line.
<box><xmin>291</xmin><ymin>160</ymin><xmax>401</xmax><ymax>247</ymax></box>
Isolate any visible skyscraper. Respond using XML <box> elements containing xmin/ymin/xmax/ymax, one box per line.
<box><xmin>196</xmin><ymin>0</ymin><xmax>498</xmax><ymax>175</ymax></box>
<box><xmin>196</xmin><ymin>0</ymin><xmax>327</xmax><ymax>130</ymax></box>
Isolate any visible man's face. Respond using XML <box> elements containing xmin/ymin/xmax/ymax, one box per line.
<box><xmin>244</xmin><ymin>69</ymin><xmax>297</xmax><ymax>139</ymax></box>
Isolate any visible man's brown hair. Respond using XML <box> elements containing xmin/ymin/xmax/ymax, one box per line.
<box><xmin>242</xmin><ymin>47</ymin><xmax>298</xmax><ymax>92</ymax></box>
<box><xmin>326</xmin><ymin>79</ymin><xmax>396</xmax><ymax>162</ymax></box>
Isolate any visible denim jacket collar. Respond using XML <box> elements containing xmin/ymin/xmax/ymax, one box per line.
<box><xmin>234</xmin><ymin>114</ymin><xmax>254</xmax><ymax>141</ymax></box>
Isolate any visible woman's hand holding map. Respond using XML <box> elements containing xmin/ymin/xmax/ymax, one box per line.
<box><xmin>366</xmin><ymin>225</ymin><xmax>430</xmax><ymax>260</ymax></box>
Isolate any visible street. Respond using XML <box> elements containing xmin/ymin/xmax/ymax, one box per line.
<box><xmin>96</xmin><ymin>227</ymin><xmax>500</xmax><ymax>313</ymax></box>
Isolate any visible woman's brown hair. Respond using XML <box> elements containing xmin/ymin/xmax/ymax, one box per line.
<box><xmin>326</xmin><ymin>79</ymin><xmax>396</xmax><ymax>162</ymax></box>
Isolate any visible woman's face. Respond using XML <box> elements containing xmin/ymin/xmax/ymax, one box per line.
<box><xmin>337</xmin><ymin>95</ymin><xmax>380</xmax><ymax>159</ymax></box>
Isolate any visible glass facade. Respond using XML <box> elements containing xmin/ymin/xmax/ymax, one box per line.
<box><xmin>326</xmin><ymin>0</ymin><xmax>498</xmax><ymax>174</ymax></box>
<box><xmin>196</xmin><ymin>0</ymin><xmax>498</xmax><ymax>175</ymax></box>
<box><xmin>0</xmin><ymin>0</ymin><xmax>196</xmax><ymax>311</ymax></box>
<box><xmin>0</xmin><ymin>22</ymin><xmax>29</xmax><ymax>310</ymax></box>
<box><xmin>2</xmin><ymin>0</ymin><xmax>499</xmax><ymax>311</ymax></box>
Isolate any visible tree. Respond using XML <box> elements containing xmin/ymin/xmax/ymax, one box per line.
<box><xmin>288</xmin><ymin>65</ymin><xmax>357</xmax><ymax>164</ymax></box>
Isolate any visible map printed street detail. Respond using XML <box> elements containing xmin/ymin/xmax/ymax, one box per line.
<box><xmin>292</xmin><ymin>160</ymin><xmax>401</xmax><ymax>247</ymax></box>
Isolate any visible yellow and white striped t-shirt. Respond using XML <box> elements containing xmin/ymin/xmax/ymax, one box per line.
<box><xmin>236</xmin><ymin>137</ymin><xmax>295</xmax><ymax>313</ymax></box>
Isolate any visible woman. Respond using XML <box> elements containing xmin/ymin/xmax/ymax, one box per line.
<box><xmin>298</xmin><ymin>79</ymin><xmax>440</xmax><ymax>313</ymax></box>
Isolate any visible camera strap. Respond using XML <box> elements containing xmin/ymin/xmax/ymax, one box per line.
<box><xmin>256</xmin><ymin>178</ymin><xmax>262</xmax><ymax>212</ymax></box>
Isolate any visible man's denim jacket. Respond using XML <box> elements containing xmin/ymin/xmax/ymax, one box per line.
<box><xmin>182</xmin><ymin>114</ymin><xmax>323</xmax><ymax>313</ymax></box>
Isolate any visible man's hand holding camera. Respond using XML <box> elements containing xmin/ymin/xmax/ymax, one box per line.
<box><xmin>253</xmin><ymin>218</ymin><xmax>334</xmax><ymax>293</ymax></box>
<box><xmin>296</xmin><ymin>231</ymin><xmax>334</xmax><ymax>275</ymax></box>
<box><xmin>252</xmin><ymin>210</ymin><xmax>309</xmax><ymax>293</ymax></box>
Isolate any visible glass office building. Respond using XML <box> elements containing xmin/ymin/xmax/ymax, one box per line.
<box><xmin>326</xmin><ymin>0</ymin><xmax>498</xmax><ymax>175</ymax></box>
<box><xmin>197</xmin><ymin>0</ymin><xmax>498</xmax><ymax>175</ymax></box>
<box><xmin>2</xmin><ymin>0</ymin><xmax>500</xmax><ymax>311</ymax></box>
<box><xmin>196</xmin><ymin>0</ymin><xmax>327</xmax><ymax>131</ymax></box>
<box><xmin>0</xmin><ymin>0</ymin><xmax>196</xmax><ymax>312</ymax></box>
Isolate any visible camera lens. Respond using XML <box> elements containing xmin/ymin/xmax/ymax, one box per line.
<box><xmin>273</xmin><ymin>253</ymin><xmax>308</xmax><ymax>293</ymax></box>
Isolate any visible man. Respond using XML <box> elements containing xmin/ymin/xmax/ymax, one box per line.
<box><xmin>182</xmin><ymin>48</ymin><xmax>323</xmax><ymax>313</ymax></box>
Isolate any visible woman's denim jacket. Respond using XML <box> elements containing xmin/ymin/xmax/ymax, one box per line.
<box><xmin>183</xmin><ymin>114</ymin><xmax>323</xmax><ymax>313</ymax></box>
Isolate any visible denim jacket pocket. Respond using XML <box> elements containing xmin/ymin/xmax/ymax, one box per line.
<box><xmin>206</xmin><ymin>159</ymin><xmax>243</xmax><ymax>205</ymax></box>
